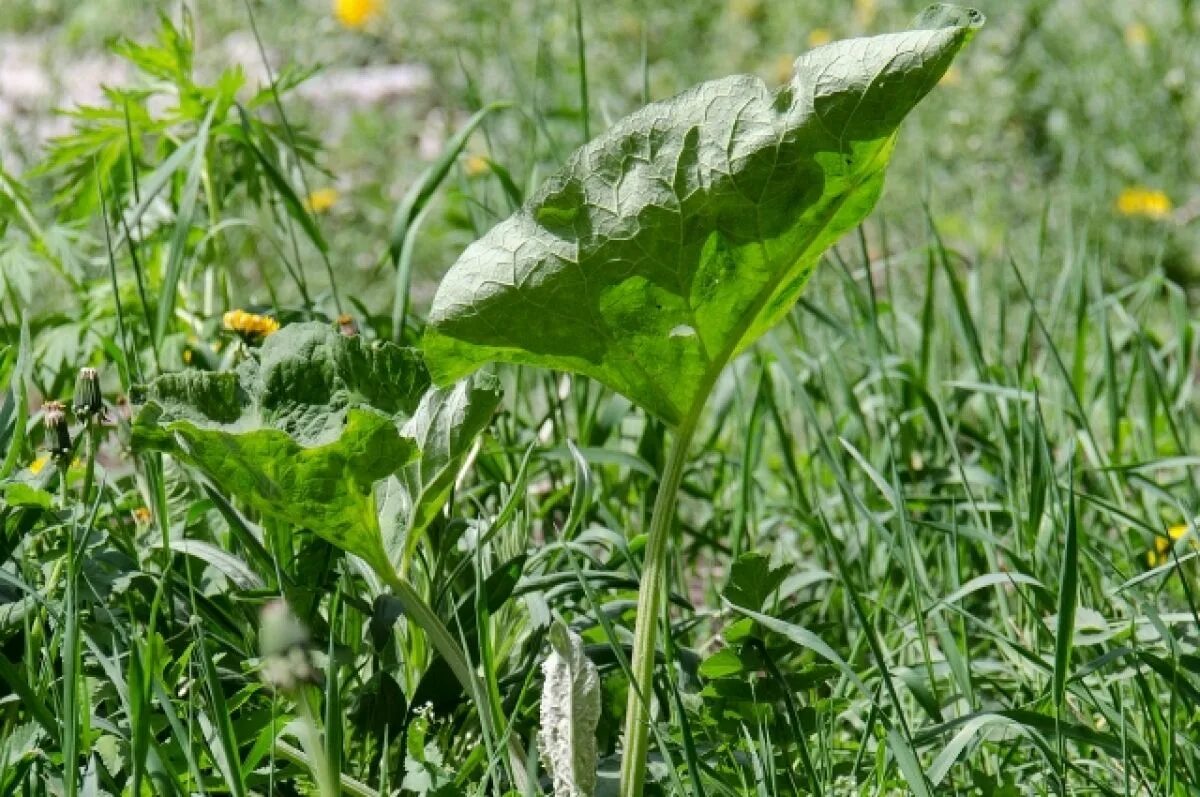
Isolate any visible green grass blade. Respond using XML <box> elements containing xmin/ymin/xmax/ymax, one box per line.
<box><xmin>154</xmin><ymin>103</ymin><xmax>215</xmax><ymax>346</ymax></box>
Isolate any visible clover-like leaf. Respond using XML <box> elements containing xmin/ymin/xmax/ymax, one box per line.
<box><xmin>425</xmin><ymin>5</ymin><xmax>983</xmax><ymax>425</ymax></box>
<box><xmin>132</xmin><ymin>322</ymin><xmax>430</xmax><ymax>578</ymax></box>
<box><xmin>722</xmin><ymin>551</ymin><xmax>792</xmax><ymax>612</ymax></box>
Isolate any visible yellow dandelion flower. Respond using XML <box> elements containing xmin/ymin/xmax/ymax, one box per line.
<box><xmin>1147</xmin><ymin>523</ymin><xmax>1193</xmax><ymax>567</ymax></box>
<box><xmin>463</xmin><ymin>154</ymin><xmax>490</xmax><ymax>179</ymax></box>
<box><xmin>223</xmin><ymin>310</ymin><xmax>281</xmax><ymax>342</ymax></box>
<box><xmin>133</xmin><ymin>507</ymin><xmax>152</xmax><ymax>525</ymax></box>
<box><xmin>854</xmin><ymin>0</ymin><xmax>877</xmax><ymax>28</ymax></box>
<box><xmin>807</xmin><ymin>28</ymin><xmax>833</xmax><ymax>48</ymax></box>
<box><xmin>334</xmin><ymin>0</ymin><xmax>381</xmax><ymax>29</ymax></box>
<box><xmin>939</xmin><ymin>65</ymin><xmax>962</xmax><ymax>87</ymax></box>
<box><xmin>1124</xmin><ymin>22</ymin><xmax>1149</xmax><ymax>47</ymax></box>
<box><xmin>29</xmin><ymin>454</ymin><xmax>50</xmax><ymax>475</ymax></box>
<box><xmin>1116</xmin><ymin>187</ymin><xmax>1173</xmax><ymax>220</ymax></box>
<box><xmin>728</xmin><ymin>0</ymin><xmax>763</xmax><ymax>23</ymax></box>
<box><xmin>305</xmin><ymin>187</ymin><xmax>339</xmax><ymax>214</ymax></box>
<box><xmin>772</xmin><ymin>54</ymin><xmax>796</xmax><ymax>86</ymax></box>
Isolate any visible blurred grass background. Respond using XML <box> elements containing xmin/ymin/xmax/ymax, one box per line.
<box><xmin>2</xmin><ymin>0</ymin><xmax>1195</xmax><ymax>307</ymax></box>
<box><xmin>4</xmin><ymin>4</ymin><xmax>1200</xmax><ymax>793</ymax></box>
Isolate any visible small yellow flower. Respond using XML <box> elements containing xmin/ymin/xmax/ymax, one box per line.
<box><xmin>1116</xmin><ymin>187</ymin><xmax>1173</xmax><ymax>220</ymax></box>
<box><xmin>807</xmin><ymin>28</ymin><xmax>833</xmax><ymax>48</ymax></box>
<box><xmin>728</xmin><ymin>0</ymin><xmax>763</xmax><ymax>23</ymax></box>
<box><xmin>1124</xmin><ymin>22</ymin><xmax>1149</xmax><ymax>47</ymax></box>
<box><xmin>772</xmin><ymin>54</ymin><xmax>796</xmax><ymax>86</ymax></box>
<box><xmin>223</xmin><ymin>310</ymin><xmax>281</xmax><ymax>342</ymax></box>
<box><xmin>463</xmin><ymin>154</ymin><xmax>490</xmax><ymax>179</ymax></box>
<box><xmin>1147</xmin><ymin>523</ymin><xmax>1193</xmax><ymax>567</ymax></box>
<box><xmin>29</xmin><ymin>454</ymin><xmax>50</xmax><ymax>475</ymax></box>
<box><xmin>854</xmin><ymin>0</ymin><xmax>877</xmax><ymax>28</ymax></box>
<box><xmin>939</xmin><ymin>65</ymin><xmax>962</xmax><ymax>87</ymax></box>
<box><xmin>305</xmin><ymin>187</ymin><xmax>339</xmax><ymax>214</ymax></box>
<box><xmin>133</xmin><ymin>507</ymin><xmax>152</xmax><ymax>525</ymax></box>
<box><xmin>334</xmin><ymin>0</ymin><xmax>381</xmax><ymax>29</ymax></box>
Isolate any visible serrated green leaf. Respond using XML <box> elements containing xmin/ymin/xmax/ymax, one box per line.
<box><xmin>3</xmin><ymin>483</ymin><xmax>53</xmax><ymax>510</ymax></box>
<box><xmin>424</xmin><ymin>6</ymin><xmax>983</xmax><ymax>424</ymax></box>
<box><xmin>722</xmin><ymin>552</ymin><xmax>791</xmax><ymax>612</ymax></box>
<box><xmin>132</xmin><ymin>322</ymin><xmax>430</xmax><ymax>576</ymax></box>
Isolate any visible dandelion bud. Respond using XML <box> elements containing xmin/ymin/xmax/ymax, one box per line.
<box><xmin>43</xmin><ymin>401</ymin><xmax>72</xmax><ymax>460</ymax></box>
<box><xmin>259</xmin><ymin>599</ymin><xmax>319</xmax><ymax>692</ymax></box>
<box><xmin>72</xmin><ymin>367</ymin><xmax>103</xmax><ymax>418</ymax></box>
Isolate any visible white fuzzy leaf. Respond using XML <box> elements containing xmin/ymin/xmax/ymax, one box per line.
<box><xmin>538</xmin><ymin>622</ymin><xmax>601</xmax><ymax>797</ymax></box>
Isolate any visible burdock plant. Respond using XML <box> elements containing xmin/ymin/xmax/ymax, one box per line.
<box><xmin>421</xmin><ymin>7</ymin><xmax>983</xmax><ymax>793</ymax></box>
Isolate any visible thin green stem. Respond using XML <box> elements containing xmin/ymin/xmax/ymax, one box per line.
<box><xmin>80</xmin><ymin>422</ymin><xmax>101</xmax><ymax>508</ymax></box>
<box><xmin>295</xmin><ymin>690</ymin><xmax>338</xmax><ymax>797</ymax></box>
<box><xmin>381</xmin><ymin>571</ymin><xmax>530</xmax><ymax>793</ymax></box>
<box><xmin>60</xmin><ymin>459</ymin><xmax>80</xmax><ymax>797</ymax></box>
<box><xmin>619</xmin><ymin>409</ymin><xmax>701</xmax><ymax>797</ymax></box>
<box><xmin>272</xmin><ymin>739</ymin><xmax>379</xmax><ymax>797</ymax></box>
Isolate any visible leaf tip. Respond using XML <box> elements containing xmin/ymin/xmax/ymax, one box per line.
<box><xmin>914</xmin><ymin>4</ymin><xmax>985</xmax><ymax>34</ymax></box>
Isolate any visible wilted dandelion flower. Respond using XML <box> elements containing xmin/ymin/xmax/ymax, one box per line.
<box><xmin>259</xmin><ymin>599</ymin><xmax>319</xmax><ymax>692</ymax></box>
<box><xmin>334</xmin><ymin>0</ymin><xmax>381</xmax><ymax>29</ymax></box>
<box><xmin>223</xmin><ymin>310</ymin><xmax>280</xmax><ymax>343</ymax></box>
<box><xmin>305</xmin><ymin>187</ymin><xmax>339</xmax><ymax>214</ymax></box>
<box><xmin>807</xmin><ymin>28</ymin><xmax>833</xmax><ymax>47</ymax></box>
<box><xmin>1116</xmin><ymin>187</ymin><xmax>1172</xmax><ymax>220</ymax></box>
<box><xmin>43</xmin><ymin>401</ymin><xmax>71</xmax><ymax>460</ymax></box>
<box><xmin>73</xmin><ymin>366</ymin><xmax>103</xmax><ymax>418</ymax></box>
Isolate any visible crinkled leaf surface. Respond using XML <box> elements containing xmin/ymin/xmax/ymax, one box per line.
<box><xmin>425</xmin><ymin>5</ymin><xmax>982</xmax><ymax>424</ymax></box>
<box><xmin>132</xmin><ymin>322</ymin><xmax>430</xmax><ymax>577</ymax></box>
<box><xmin>539</xmin><ymin>622</ymin><xmax>601</xmax><ymax>797</ymax></box>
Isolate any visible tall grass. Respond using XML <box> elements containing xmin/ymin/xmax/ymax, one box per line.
<box><xmin>1</xmin><ymin>1</ymin><xmax>1199</xmax><ymax>795</ymax></box>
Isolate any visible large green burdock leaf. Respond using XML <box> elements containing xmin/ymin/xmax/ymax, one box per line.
<box><xmin>132</xmin><ymin>322</ymin><xmax>430</xmax><ymax>577</ymax></box>
<box><xmin>134</xmin><ymin>325</ymin><xmax>529</xmax><ymax>783</ymax></box>
<box><xmin>425</xmin><ymin>5</ymin><xmax>983</xmax><ymax>425</ymax></box>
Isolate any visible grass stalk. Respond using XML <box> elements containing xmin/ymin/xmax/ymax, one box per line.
<box><xmin>380</xmin><ymin>571</ymin><xmax>530</xmax><ymax>793</ymax></box>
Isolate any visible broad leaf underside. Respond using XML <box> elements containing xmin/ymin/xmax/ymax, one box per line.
<box><xmin>426</xmin><ymin>5</ymin><xmax>982</xmax><ymax>425</ymax></box>
<box><xmin>132</xmin><ymin>322</ymin><xmax>431</xmax><ymax>575</ymax></box>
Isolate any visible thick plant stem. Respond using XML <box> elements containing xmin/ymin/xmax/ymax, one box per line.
<box><xmin>619</xmin><ymin>410</ymin><xmax>701</xmax><ymax>797</ymax></box>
